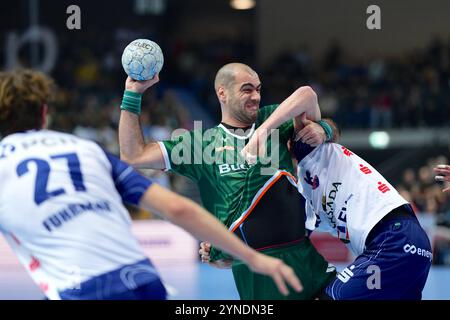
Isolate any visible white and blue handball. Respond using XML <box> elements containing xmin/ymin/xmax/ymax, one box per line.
<box><xmin>121</xmin><ymin>39</ymin><xmax>164</xmax><ymax>81</ymax></box>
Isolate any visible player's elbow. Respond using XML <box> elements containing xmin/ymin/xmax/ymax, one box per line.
<box><xmin>119</xmin><ymin>152</ymin><xmax>132</xmax><ymax>164</ymax></box>
<box><xmin>294</xmin><ymin>86</ymin><xmax>317</xmax><ymax>103</ymax></box>
<box><xmin>120</xmin><ymin>152</ymin><xmax>140</xmax><ymax>167</ymax></box>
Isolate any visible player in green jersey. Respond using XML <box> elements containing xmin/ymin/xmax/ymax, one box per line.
<box><xmin>118</xmin><ymin>63</ymin><xmax>337</xmax><ymax>299</ymax></box>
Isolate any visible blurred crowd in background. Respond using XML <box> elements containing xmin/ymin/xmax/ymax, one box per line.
<box><xmin>48</xmin><ymin>33</ymin><xmax>450</xmax><ymax>134</ymax></box>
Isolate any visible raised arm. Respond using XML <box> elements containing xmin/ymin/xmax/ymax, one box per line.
<box><xmin>242</xmin><ymin>86</ymin><xmax>323</xmax><ymax>161</ymax></box>
<box><xmin>140</xmin><ymin>184</ymin><xmax>303</xmax><ymax>296</ymax></box>
<box><xmin>118</xmin><ymin>75</ymin><xmax>166</xmax><ymax>169</ymax></box>
<box><xmin>260</xmin><ymin>86</ymin><xmax>321</xmax><ymax>133</ymax></box>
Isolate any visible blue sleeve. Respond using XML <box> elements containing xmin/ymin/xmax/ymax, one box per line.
<box><xmin>104</xmin><ymin>151</ymin><xmax>153</xmax><ymax>206</ymax></box>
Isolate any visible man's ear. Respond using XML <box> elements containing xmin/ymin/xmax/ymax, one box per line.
<box><xmin>217</xmin><ymin>86</ymin><xmax>226</xmax><ymax>104</ymax></box>
<box><xmin>41</xmin><ymin>104</ymin><xmax>48</xmax><ymax>129</ymax></box>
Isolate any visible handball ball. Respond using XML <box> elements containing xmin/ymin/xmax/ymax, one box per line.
<box><xmin>121</xmin><ymin>39</ymin><xmax>164</xmax><ymax>81</ymax></box>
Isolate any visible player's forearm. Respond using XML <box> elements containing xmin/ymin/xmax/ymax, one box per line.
<box><xmin>259</xmin><ymin>86</ymin><xmax>321</xmax><ymax>132</ymax></box>
<box><xmin>142</xmin><ymin>185</ymin><xmax>257</xmax><ymax>265</ymax></box>
<box><xmin>119</xmin><ymin>110</ymin><xmax>145</xmax><ymax>162</ymax></box>
<box><xmin>175</xmin><ymin>200</ymin><xmax>256</xmax><ymax>264</ymax></box>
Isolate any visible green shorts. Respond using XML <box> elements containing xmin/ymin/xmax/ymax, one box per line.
<box><xmin>232</xmin><ymin>238</ymin><xmax>336</xmax><ymax>300</ymax></box>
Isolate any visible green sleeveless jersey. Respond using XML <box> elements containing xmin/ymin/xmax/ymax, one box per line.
<box><xmin>160</xmin><ymin>104</ymin><xmax>296</xmax><ymax>258</ymax></box>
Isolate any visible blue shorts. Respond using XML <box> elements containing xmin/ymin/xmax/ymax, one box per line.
<box><xmin>325</xmin><ymin>205</ymin><xmax>432</xmax><ymax>300</ymax></box>
<box><xmin>59</xmin><ymin>258</ymin><xmax>167</xmax><ymax>300</ymax></box>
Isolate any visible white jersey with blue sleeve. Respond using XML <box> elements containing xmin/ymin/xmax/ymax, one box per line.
<box><xmin>294</xmin><ymin>142</ymin><xmax>408</xmax><ymax>256</ymax></box>
<box><xmin>0</xmin><ymin>130</ymin><xmax>153</xmax><ymax>299</ymax></box>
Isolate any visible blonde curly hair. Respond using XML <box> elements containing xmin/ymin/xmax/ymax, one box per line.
<box><xmin>0</xmin><ymin>69</ymin><xmax>54</xmax><ymax>136</ymax></box>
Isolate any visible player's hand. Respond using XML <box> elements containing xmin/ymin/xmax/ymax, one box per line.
<box><xmin>125</xmin><ymin>74</ymin><xmax>160</xmax><ymax>94</ymax></box>
<box><xmin>248</xmin><ymin>253</ymin><xmax>303</xmax><ymax>296</ymax></box>
<box><xmin>434</xmin><ymin>164</ymin><xmax>450</xmax><ymax>192</ymax></box>
<box><xmin>241</xmin><ymin>129</ymin><xmax>268</xmax><ymax>165</ymax></box>
<box><xmin>295</xmin><ymin>113</ymin><xmax>326</xmax><ymax>147</ymax></box>
<box><xmin>199</xmin><ymin>242</ymin><xmax>233</xmax><ymax>269</ymax></box>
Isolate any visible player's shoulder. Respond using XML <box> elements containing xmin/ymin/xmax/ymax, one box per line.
<box><xmin>46</xmin><ymin>130</ymin><xmax>104</xmax><ymax>151</ymax></box>
<box><xmin>4</xmin><ymin>130</ymin><xmax>103</xmax><ymax>156</ymax></box>
<box><xmin>168</xmin><ymin>126</ymin><xmax>223</xmax><ymax>142</ymax></box>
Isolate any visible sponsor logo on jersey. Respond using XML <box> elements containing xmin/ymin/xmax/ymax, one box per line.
<box><xmin>377</xmin><ymin>181</ymin><xmax>390</xmax><ymax>193</ymax></box>
<box><xmin>341</xmin><ymin>146</ymin><xmax>353</xmax><ymax>157</ymax></box>
<box><xmin>39</xmin><ymin>282</ymin><xmax>49</xmax><ymax>293</ymax></box>
<box><xmin>336</xmin><ymin>194</ymin><xmax>353</xmax><ymax>243</ymax></box>
<box><xmin>321</xmin><ymin>182</ymin><xmax>342</xmax><ymax>228</ymax></box>
<box><xmin>167</xmin><ymin>123</ymin><xmax>281</xmax><ymax>176</ymax></box>
<box><xmin>218</xmin><ymin>163</ymin><xmax>248</xmax><ymax>175</ymax></box>
<box><xmin>403</xmin><ymin>244</ymin><xmax>432</xmax><ymax>261</ymax></box>
<box><xmin>326</xmin><ymin>263</ymin><xmax>336</xmax><ymax>273</ymax></box>
<box><xmin>337</xmin><ymin>265</ymin><xmax>355</xmax><ymax>283</ymax></box>
<box><xmin>304</xmin><ymin>170</ymin><xmax>319</xmax><ymax>190</ymax></box>
<box><xmin>314</xmin><ymin>213</ymin><xmax>322</xmax><ymax>228</ymax></box>
<box><xmin>1</xmin><ymin>136</ymin><xmax>78</xmax><ymax>159</ymax></box>
<box><xmin>29</xmin><ymin>256</ymin><xmax>41</xmax><ymax>272</ymax></box>
<box><xmin>0</xmin><ymin>143</ymin><xmax>16</xmax><ymax>159</ymax></box>
<box><xmin>359</xmin><ymin>164</ymin><xmax>372</xmax><ymax>174</ymax></box>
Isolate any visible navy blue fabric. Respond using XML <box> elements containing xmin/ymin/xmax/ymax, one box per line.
<box><xmin>325</xmin><ymin>207</ymin><xmax>432</xmax><ymax>300</ymax></box>
<box><xmin>104</xmin><ymin>151</ymin><xmax>152</xmax><ymax>205</ymax></box>
<box><xmin>292</xmin><ymin>140</ymin><xmax>315</xmax><ymax>162</ymax></box>
<box><xmin>59</xmin><ymin>259</ymin><xmax>167</xmax><ymax>300</ymax></box>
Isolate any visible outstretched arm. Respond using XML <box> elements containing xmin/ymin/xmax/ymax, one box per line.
<box><xmin>140</xmin><ymin>184</ymin><xmax>303</xmax><ymax>296</ymax></box>
<box><xmin>118</xmin><ymin>75</ymin><xmax>166</xmax><ymax>169</ymax></box>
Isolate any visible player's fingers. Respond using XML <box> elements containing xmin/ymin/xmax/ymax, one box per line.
<box><xmin>272</xmin><ymin>272</ymin><xmax>289</xmax><ymax>296</ymax></box>
<box><xmin>201</xmin><ymin>258</ymin><xmax>210</xmax><ymax>263</ymax></box>
<box><xmin>304</xmin><ymin>137</ymin><xmax>320</xmax><ymax>147</ymax></box>
<box><xmin>281</xmin><ymin>266</ymin><xmax>302</xmax><ymax>292</ymax></box>
<box><xmin>300</xmin><ymin>131</ymin><xmax>316</xmax><ymax>143</ymax></box>
<box><xmin>433</xmin><ymin>168</ymin><xmax>450</xmax><ymax>174</ymax></box>
<box><xmin>242</xmin><ymin>148</ymin><xmax>257</xmax><ymax>165</ymax></box>
<box><xmin>199</xmin><ymin>245</ymin><xmax>211</xmax><ymax>258</ymax></box>
<box><xmin>435</xmin><ymin>175</ymin><xmax>450</xmax><ymax>182</ymax></box>
<box><xmin>443</xmin><ymin>186</ymin><xmax>450</xmax><ymax>193</ymax></box>
<box><xmin>434</xmin><ymin>169</ymin><xmax>450</xmax><ymax>176</ymax></box>
<box><xmin>295</xmin><ymin>127</ymin><xmax>311</xmax><ymax>141</ymax></box>
<box><xmin>199</xmin><ymin>247</ymin><xmax>211</xmax><ymax>256</ymax></box>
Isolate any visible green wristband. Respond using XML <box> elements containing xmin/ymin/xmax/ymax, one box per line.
<box><xmin>120</xmin><ymin>90</ymin><xmax>143</xmax><ymax>115</ymax></box>
<box><xmin>317</xmin><ymin>120</ymin><xmax>333</xmax><ymax>142</ymax></box>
